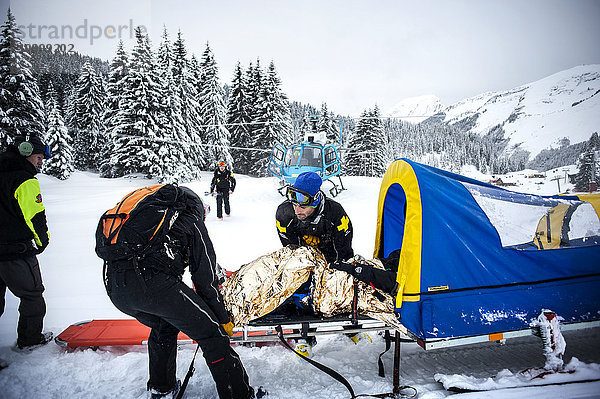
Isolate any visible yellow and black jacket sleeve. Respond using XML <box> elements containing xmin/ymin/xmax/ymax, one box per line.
<box><xmin>15</xmin><ymin>178</ymin><xmax>50</xmax><ymax>252</ymax></box>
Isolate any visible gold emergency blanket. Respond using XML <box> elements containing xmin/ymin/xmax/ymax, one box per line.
<box><xmin>221</xmin><ymin>246</ymin><xmax>404</xmax><ymax>332</ymax></box>
<box><xmin>221</xmin><ymin>246</ymin><xmax>327</xmax><ymax>326</ymax></box>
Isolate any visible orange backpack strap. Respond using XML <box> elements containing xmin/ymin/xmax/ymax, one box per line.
<box><xmin>101</xmin><ymin>184</ymin><xmax>165</xmax><ymax>244</ymax></box>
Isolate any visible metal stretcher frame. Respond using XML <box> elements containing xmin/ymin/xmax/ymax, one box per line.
<box><xmin>235</xmin><ymin>314</ymin><xmax>600</xmax><ymax>351</ymax></box>
<box><xmin>234</xmin><ymin>316</ymin><xmax>398</xmax><ymax>344</ymax></box>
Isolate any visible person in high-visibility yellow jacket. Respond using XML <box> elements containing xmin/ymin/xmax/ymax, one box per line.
<box><xmin>0</xmin><ymin>135</ymin><xmax>53</xmax><ymax>350</ymax></box>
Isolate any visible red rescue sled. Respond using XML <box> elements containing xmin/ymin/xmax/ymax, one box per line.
<box><xmin>55</xmin><ymin>319</ymin><xmax>293</xmax><ymax>348</ymax></box>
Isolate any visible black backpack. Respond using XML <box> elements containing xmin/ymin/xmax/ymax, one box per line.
<box><xmin>95</xmin><ymin>184</ymin><xmax>187</xmax><ymax>263</ymax></box>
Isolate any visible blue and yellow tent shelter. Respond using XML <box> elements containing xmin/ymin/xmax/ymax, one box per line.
<box><xmin>375</xmin><ymin>159</ymin><xmax>600</xmax><ymax>346</ymax></box>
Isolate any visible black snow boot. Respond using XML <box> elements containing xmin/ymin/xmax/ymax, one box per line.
<box><xmin>150</xmin><ymin>379</ymin><xmax>181</xmax><ymax>399</ymax></box>
<box><xmin>255</xmin><ymin>386</ymin><xmax>268</xmax><ymax>398</ymax></box>
<box><xmin>16</xmin><ymin>331</ymin><xmax>53</xmax><ymax>351</ymax></box>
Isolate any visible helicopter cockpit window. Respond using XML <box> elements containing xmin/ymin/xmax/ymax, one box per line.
<box><xmin>324</xmin><ymin>147</ymin><xmax>336</xmax><ymax>165</ymax></box>
<box><xmin>273</xmin><ymin>146</ymin><xmax>285</xmax><ymax>163</ymax></box>
<box><xmin>284</xmin><ymin>147</ymin><xmax>302</xmax><ymax>166</ymax></box>
<box><xmin>299</xmin><ymin>147</ymin><xmax>322</xmax><ymax>167</ymax></box>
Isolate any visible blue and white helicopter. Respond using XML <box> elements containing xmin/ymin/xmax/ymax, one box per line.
<box><xmin>267</xmin><ymin>118</ymin><xmax>346</xmax><ymax>197</ymax></box>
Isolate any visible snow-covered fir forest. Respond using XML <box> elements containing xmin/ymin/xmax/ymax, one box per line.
<box><xmin>1</xmin><ymin>9</ymin><xmax>599</xmax><ymax>187</ymax></box>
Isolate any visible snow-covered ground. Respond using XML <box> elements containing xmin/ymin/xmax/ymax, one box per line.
<box><xmin>1</xmin><ymin>166</ymin><xmax>599</xmax><ymax>398</ymax></box>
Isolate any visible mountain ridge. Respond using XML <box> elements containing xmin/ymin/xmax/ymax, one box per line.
<box><xmin>389</xmin><ymin>64</ymin><xmax>600</xmax><ymax>160</ymax></box>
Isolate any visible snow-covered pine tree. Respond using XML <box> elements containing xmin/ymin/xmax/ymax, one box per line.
<box><xmin>102</xmin><ymin>41</ymin><xmax>127</xmax><ymax>131</ymax></box>
<box><xmin>104</xmin><ymin>27</ymin><xmax>162</xmax><ymax>178</ymax></box>
<box><xmin>227</xmin><ymin>61</ymin><xmax>253</xmax><ymax>174</ymax></box>
<box><xmin>198</xmin><ymin>43</ymin><xmax>232</xmax><ymax>168</ymax></box>
<box><xmin>0</xmin><ymin>9</ymin><xmax>45</xmax><ymax>150</ymax></box>
<box><xmin>344</xmin><ymin>110</ymin><xmax>370</xmax><ymax>176</ymax></box>
<box><xmin>318</xmin><ymin>103</ymin><xmax>339</xmax><ymax>143</ymax></box>
<box><xmin>70</xmin><ymin>61</ymin><xmax>105</xmax><ymax>171</ymax></box>
<box><xmin>344</xmin><ymin>106</ymin><xmax>388</xmax><ymax>177</ymax></box>
<box><xmin>367</xmin><ymin>106</ymin><xmax>390</xmax><ymax>176</ymax></box>
<box><xmin>290</xmin><ymin>101</ymin><xmax>317</xmax><ymax>143</ymax></box>
<box><xmin>575</xmin><ymin>132</ymin><xmax>600</xmax><ymax>192</ymax></box>
<box><xmin>43</xmin><ymin>81</ymin><xmax>73</xmax><ymax>179</ymax></box>
<box><xmin>155</xmin><ymin>27</ymin><xmax>192</xmax><ymax>183</ymax></box>
<box><xmin>172</xmin><ymin>32</ymin><xmax>205</xmax><ymax>173</ymax></box>
<box><xmin>265</xmin><ymin>61</ymin><xmax>292</xmax><ymax>145</ymax></box>
<box><xmin>249</xmin><ymin>61</ymin><xmax>291</xmax><ymax>176</ymax></box>
<box><xmin>103</xmin><ymin>41</ymin><xmax>127</xmax><ymax>130</ymax></box>
<box><xmin>244</xmin><ymin>60</ymin><xmax>263</xmax><ymax>173</ymax></box>
<box><xmin>99</xmin><ymin>41</ymin><xmax>128</xmax><ymax>177</ymax></box>
<box><xmin>383</xmin><ymin>116</ymin><xmax>499</xmax><ymax>174</ymax></box>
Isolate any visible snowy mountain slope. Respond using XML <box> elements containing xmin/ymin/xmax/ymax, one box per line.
<box><xmin>441</xmin><ymin>64</ymin><xmax>600</xmax><ymax>159</ymax></box>
<box><xmin>385</xmin><ymin>94</ymin><xmax>445</xmax><ymax>123</ymax></box>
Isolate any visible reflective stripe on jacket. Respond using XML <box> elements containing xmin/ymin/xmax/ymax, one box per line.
<box><xmin>0</xmin><ymin>147</ymin><xmax>50</xmax><ymax>260</ymax></box>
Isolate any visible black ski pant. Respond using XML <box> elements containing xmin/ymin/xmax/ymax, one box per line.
<box><xmin>216</xmin><ymin>191</ymin><xmax>230</xmax><ymax>218</ymax></box>
<box><xmin>0</xmin><ymin>256</ymin><xmax>46</xmax><ymax>347</ymax></box>
<box><xmin>106</xmin><ymin>268</ymin><xmax>253</xmax><ymax>399</ymax></box>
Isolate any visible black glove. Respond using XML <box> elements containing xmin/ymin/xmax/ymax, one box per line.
<box><xmin>330</xmin><ymin>261</ymin><xmax>374</xmax><ymax>284</ymax></box>
<box><xmin>332</xmin><ymin>261</ymin><xmax>397</xmax><ymax>296</ymax></box>
<box><xmin>330</xmin><ymin>261</ymin><xmax>354</xmax><ymax>274</ymax></box>
<box><xmin>35</xmin><ymin>242</ymin><xmax>48</xmax><ymax>255</ymax></box>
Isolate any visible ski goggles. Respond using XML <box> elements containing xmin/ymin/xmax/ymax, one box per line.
<box><xmin>286</xmin><ymin>186</ymin><xmax>322</xmax><ymax>207</ymax></box>
<box><xmin>218</xmin><ymin>161</ymin><xmax>226</xmax><ymax>167</ymax></box>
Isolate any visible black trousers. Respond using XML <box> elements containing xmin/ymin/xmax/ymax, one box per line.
<box><xmin>106</xmin><ymin>268</ymin><xmax>253</xmax><ymax>398</ymax></box>
<box><xmin>216</xmin><ymin>191</ymin><xmax>230</xmax><ymax>218</ymax></box>
<box><xmin>0</xmin><ymin>256</ymin><xmax>46</xmax><ymax>347</ymax></box>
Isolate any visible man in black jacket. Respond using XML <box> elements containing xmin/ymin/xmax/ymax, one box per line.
<box><xmin>104</xmin><ymin>186</ymin><xmax>256</xmax><ymax>399</ymax></box>
<box><xmin>276</xmin><ymin>172</ymin><xmax>353</xmax><ymax>264</ymax></box>
<box><xmin>275</xmin><ymin>172</ymin><xmax>355</xmax><ymax>353</ymax></box>
<box><xmin>210</xmin><ymin>161</ymin><xmax>236</xmax><ymax>220</ymax></box>
<box><xmin>275</xmin><ymin>173</ymin><xmax>398</xmax><ymax>295</ymax></box>
<box><xmin>0</xmin><ymin>135</ymin><xmax>53</xmax><ymax>350</ymax></box>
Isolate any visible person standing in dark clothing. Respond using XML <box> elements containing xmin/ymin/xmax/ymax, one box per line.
<box><xmin>103</xmin><ymin>186</ymin><xmax>255</xmax><ymax>399</ymax></box>
<box><xmin>210</xmin><ymin>161</ymin><xmax>236</xmax><ymax>220</ymax></box>
<box><xmin>0</xmin><ymin>135</ymin><xmax>53</xmax><ymax>350</ymax></box>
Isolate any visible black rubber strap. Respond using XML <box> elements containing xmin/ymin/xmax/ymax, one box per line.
<box><xmin>378</xmin><ymin>330</ymin><xmax>392</xmax><ymax>377</ymax></box>
<box><xmin>274</xmin><ymin>325</ymin><xmax>417</xmax><ymax>399</ymax></box>
<box><xmin>352</xmin><ymin>281</ymin><xmax>359</xmax><ymax>325</ymax></box>
<box><xmin>275</xmin><ymin>325</ymin><xmax>356</xmax><ymax>398</ymax></box>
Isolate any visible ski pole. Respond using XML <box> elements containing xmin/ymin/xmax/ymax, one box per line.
<box><xmin>176</xmin><ymin>343</ymin><xmax>200</xmax><ymax>399</ymax></box>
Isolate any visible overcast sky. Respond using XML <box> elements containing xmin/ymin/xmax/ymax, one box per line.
<box><xmin>2</xmin><ymin>0</ymin><xmax>600</xmax><ymax>116</ymax></box>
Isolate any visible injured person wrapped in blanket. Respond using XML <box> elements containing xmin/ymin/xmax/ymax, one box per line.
<box><xmin>220</xmin><ymin>245</ymin><xmax>404</xmax><ymax>332</ymax></box>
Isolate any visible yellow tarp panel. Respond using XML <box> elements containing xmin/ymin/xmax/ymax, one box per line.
<box><xmin>374</xmin><ymin>159</ymin><xmax>423</xmax><ymax>309</ymax></box>
<box><xmin>577</xmin><ymin>193</ymin><xmax>600</xmax><ymax>219</ymax></box>
<box><xmin>534</xmin><ymin>203</ymin><xmax>570</xmax><ymax>249</ymax></box>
